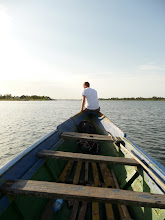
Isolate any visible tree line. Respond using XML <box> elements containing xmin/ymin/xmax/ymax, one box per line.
<box><xmin>99</xmin><ymin>96</ymin><xmax>165</xmax><ymax>101</ymax></box>
<box><xmin>0</xmin><ymin>94</ymin><xmax>53</xmax><ymax>101</ymax></box>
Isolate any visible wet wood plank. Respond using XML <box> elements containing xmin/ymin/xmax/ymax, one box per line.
<box><xmin>69</xmin><ymin>200</ymin><xmax>79</xmax><ymax>220</ymax></box>
<box><xmin>111</xmin><ymin>170</ymin><xmax>132</xmax><ymax>220</ymax></box>
<box><xmin>92</xmin><ymin>202</ymin><xmax>100</xmax><ymax>220</ymax></box>
<box><xmin>61</xmin><ymin>132</ymin><xmax>114</xmax><ymax>142</ymax></box>
<box><xmin>99</xmin><ymin>163</ymin><xmax>115</xmax><ymax>220</ymax></box>
<box><xmin>77</xmin><ymin>162</ymin><xmax>88</xmax><ymax>220</ymax></box>
<box><xmin>85</xmin><ymin>162</ymin><xmax>89</xmax><ymax>184</ymax></box>
<box><xmin>91</xmin><ymin>163</ymin><xmax>100</xmax><ymax>220</ymax></box>
<box><xmin>92</xmin><ymin>163</ymin><xmax>100</xmax><ymax>187</ymax></box>
<box><xmin>58</xmin><ymin>160</ymin><xmax>74</xmax><ymax>182</ymax></box>
<box><xmin>73</xmin><ymin>161</ymin><xmax>82</xmax><ymax>185</ymax></box>
<box><xmin>38</xmin><ymin>150</ymin><xmax>139</xmax><ymax>166</ymax></box>
<box><xmin>2</xmin><ymin>180</ymin><xmax>165</xmax><ymax>208</ymax></box>
<box><xmin>78</xmin><ymin>201</ymin><xmax>88</xmax><ymax>220</ymax></box>
<box><xmin>99</xmin><ymin>163</ymin><xmax>115</xmax><ymax>188</ymax></box>
<box><xmin>69</xmin><ymin>161</ymin><xmax>83</xmax><ymax>218</ymax></box>
<box><xmin>105</xmin><ymin>203</ymin><xmax>114</xmax><ymax>220</ymax></box>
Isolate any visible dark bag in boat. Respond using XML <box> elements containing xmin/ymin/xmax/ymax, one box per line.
<box><xmin>77</xmin><ymin>120</ymin><xmax>99</xmax><ymax>154</ymax></box>
<box><xmin>77</xmin><ymin>120</ymin><xmax>96</xmax><ymax>134</ymax></box>
<box><xmin>77</xmin><ymin>140</ymin><xmax>99</xmax><ymax>154</ymax></box>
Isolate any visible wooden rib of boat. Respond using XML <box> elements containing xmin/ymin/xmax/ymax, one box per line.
<box><xmin>0</xmin><ymin>111</ymin><xmax>165</xmax><ymax>219</ymax></box>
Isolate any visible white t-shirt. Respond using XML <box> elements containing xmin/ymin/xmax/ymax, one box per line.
<box><xmin>82</xmin><ymin>88</ymin><xmax>99</xmax><ymax>110</ymax></box>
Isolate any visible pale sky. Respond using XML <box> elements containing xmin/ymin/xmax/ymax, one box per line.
<box><xmin>0</xmin><ymin>0</ymin><xmax>165</xmax><ymax>99</ymax></box>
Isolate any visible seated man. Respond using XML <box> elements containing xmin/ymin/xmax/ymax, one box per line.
<box><xmin>81</xmin><ymin>82</ymin><xmax>100</xmax><ymax>112</ymax></box>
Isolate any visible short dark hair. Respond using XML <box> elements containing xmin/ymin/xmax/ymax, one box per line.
<box><xmin>83</xmin><ymin>82</ymin><xmax>90</xmax><ymax>87</ymax></box>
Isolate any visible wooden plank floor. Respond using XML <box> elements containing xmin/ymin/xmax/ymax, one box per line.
<box><xmin>58</xmin><ymin>160</ymin><xmax>74</xmax><ymax>182</ymax></box>
<box><xmin>111</xmin><ymin>170</ymin><xmax>132</xmax><ymax>220</ymax></box>
<box><xmin>70</xmin><ymin>161</ymin><xmax>82</xmax><ymax>220</ymax></box>
<box><xmin>61</xmin><ymin>132</ymin><xmax>114</xmax><ymax>142</ymax></box>
<box><xmin>92</xmin><ymin>163</ymin><xmax>100</xmax><ymax>220</ymax></box>
<box><xmin>38</xmin><ymin>150</ymin><xmax>139</xmax><ymax>166</ymax></box>
<box><xmin>2</xmin><ymin>151</ymin><xmax>165</xmax><ymax>220</ymax></box>
<box><xmin>99</xmin><ymin>163</ymin><xmax>115</xmax><ymax>220</ymax></box>
<box><xmin>78</xmin><ymin>162</ymin><xmax>88</xmax><ymax>220</ymax></box>
<box><xmin>41</xmin><ymin>160</ymin><xmax>74</xmax><ymax>219</ymax></box>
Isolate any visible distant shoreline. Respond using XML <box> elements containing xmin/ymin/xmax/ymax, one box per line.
<box><xmin>1</xmin><ymin>99</ymin><xmax>165</xmax><ymax>101</ymax></box>
<box><xmin>99</xmin><ymin>97</ymin><xmax>165</xmax><ymax>101</ymax></box>
<box><xmin>1</xmin><ymin>95</ymin><xmax>165</xmax><ymax>101</ymax></box>
<box><xmin>0</xmin><ymin>95</ymin><xmax>54</xmax><ymax>101</ymax></box>
<box><xmin>0</xmin><ymin>100</ymin><xmax>55</xmax><ymax>101</ymax></box>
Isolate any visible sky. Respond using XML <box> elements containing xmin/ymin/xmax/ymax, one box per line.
<box><xmin>0</xmin><ymin>0</ymin><xmax>165</xmax><ymax>99</ymax></box>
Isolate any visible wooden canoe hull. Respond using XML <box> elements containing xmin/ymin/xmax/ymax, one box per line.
<box><xmin>0</xmin><ymin>111</ymin><xmax>164</xmax><ymax>219</ymax></box>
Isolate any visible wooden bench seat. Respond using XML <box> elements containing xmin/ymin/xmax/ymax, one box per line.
<box><xmin>61</xmin><ymin>132</ymin><xmax>114</xmax><ymax>142</ymax></box>
<box><xmin>1</xmin><ymin>180</ymin><xmax>165</xmax><ymax>209</ymax></box>
<box><xmin>38</xmin><ymin>150</ymin><xmax>139</xmax><ymax>166</ymax></box>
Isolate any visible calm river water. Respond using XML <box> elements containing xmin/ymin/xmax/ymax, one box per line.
<box><xmin>0</xmin><ymin>100</ymin><xmax>165</xmax><ymax>168</ymax></box>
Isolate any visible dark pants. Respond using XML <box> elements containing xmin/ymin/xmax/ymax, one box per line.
<box><xmin>84</xmin><ymin>107</ymin><xmax>100</xmax><ymax>112</ymax></box>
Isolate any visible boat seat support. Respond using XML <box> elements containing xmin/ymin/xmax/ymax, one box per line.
<box><xmin>61</xmin><ymin>132</ymin><xmax>114</xmax><ymax>142</ymax></box>
<box><xmin>38</xmin><ymin>150</ymin><xmax>139</xmax><ymax>166</ymax></box>
<box><xmin>1</xmin><ymin>180</ymin><xmax>165</xmax><ymax>209</ymax></box>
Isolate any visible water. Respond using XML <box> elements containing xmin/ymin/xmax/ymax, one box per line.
<box><xmin>0</xmin><ymin>100</ymin><xmax>165</xmax><ymax>168</ymax></box>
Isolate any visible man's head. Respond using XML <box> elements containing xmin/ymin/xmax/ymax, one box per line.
<box><xmin>83</xmin><ymin>82</ymin><xmax>90</xmax><ymax>88</ymax></box>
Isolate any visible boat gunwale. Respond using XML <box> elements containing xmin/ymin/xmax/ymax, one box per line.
<box><xmin>0</xmin><ymin>129</ymin><xmax>58</xmax><ymax>176</ymax></box>
<box><xmin>98</xmin><ymin>113</ymin><xmax>165</xmax><ymax>192</ymax></box>
<box><xmin>124</xmin><ymin>137</ymin><xmax>165</xmax><ymax>181</ymax></box>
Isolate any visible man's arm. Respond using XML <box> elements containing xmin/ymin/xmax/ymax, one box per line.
<box><xmin>81</xmin><ymin>95</ymin><xmax>86</xmax><ymax>112</ymax></box>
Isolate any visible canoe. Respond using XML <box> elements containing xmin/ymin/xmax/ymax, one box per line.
<box><xmin>0</xmin><ymin>111</ymin><xmax>165</xmax><ymax>220</ymax></box>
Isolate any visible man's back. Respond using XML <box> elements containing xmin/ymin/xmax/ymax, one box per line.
<box><xmin>82</xmin><ymin>87</ymin><xmax>99</xmax><ymax>110</ymax></box>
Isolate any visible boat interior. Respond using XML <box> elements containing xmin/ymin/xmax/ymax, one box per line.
<box><xmin>0</xmin><ymin>112</ymin><xmax>164</xmax><ymax>220</ymax></box>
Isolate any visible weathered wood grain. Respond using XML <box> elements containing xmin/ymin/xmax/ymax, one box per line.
<box><xmin>73</xmin><ymin>161</ymin><xmax>82</xmax><ymax>185</ymax></box>
<box><xmin>38</xmin><ymin>150</ymin><xmax>139</xmax><ymax>166</ymax></box>
<box><xmin>78</xmin><ymin>162</ymin><xmax>88</xmax><ymax>220</ymax></box>
<box><xmin>91</xmin><ymin>163</ymin><xmax>100</xmax><ymax>220</ymax></box>
<box><xmin>1</xmin><ymin>180</ymin><xmax>165</xmax><ymax>208</ymax></box>
<box><xmin>61</xmin><ymin>132</ymin><xmax>114</xmax><ymax>142</ymax></box>
<box><xmin>69</xmin><ymin>200</ymin><xmax>79</xmax><ymax>220</ymax></box>
<box><xmin>78</xmin><ymin>201</ymin><xmax>88</xmax><ymax>220</ymax></box>
<box><xmin>92</xmin><ymin>202</ymin><xmax>100</xmax><ymax>220</ymax></box>
<box><xmin>99</xmin><ymin>163</ymin><xmax>115</xmax><ymax>188</ymax></box>
<box><xmin>69</xmin><ymin>161</ymin><xmax>82</xmax><ymax>216</ymax></box>
<box><xmin>85</xmin><ymin>162</ymin><xmax>89</xmax><ymax>184</ymax></box>
<box><xmin>58</xmin><ymin>160</ymin><xmax>74</xmax><ymax>182</ymax></box>
<box><xmin>111</xmin><ymin>170</ymin><xmax>132</xmax><ymax>220</ymax></box>
<box><xmin>99</xmin><ymin>163</ymin><xmax>115</xmax><ymax>220</ymax></box>
<box><xmin>92</xmin><ymin>163</ymin><xmax>100</xmax><ymax>187</ymax></box>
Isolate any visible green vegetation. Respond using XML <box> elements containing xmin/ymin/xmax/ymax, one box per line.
<box><xmin>99</xmin><ymin>96</ymin><xmax>165</xmax><ymax>101</ymax></box>
<box><xmin>0</xmin><ymin>94</ymin><xmax>53</xmax><ymax>101</ymax></box>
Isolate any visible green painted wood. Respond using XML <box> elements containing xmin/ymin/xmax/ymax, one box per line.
<box><xmin>1</xmin><ymin>180</ymin><xmax>165</xmax><ymax>208</ymax></box>
<box><xmin>38</xmin><ymin>150</ymin><xmax>139</xmax><ymax>166</ymax></box>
